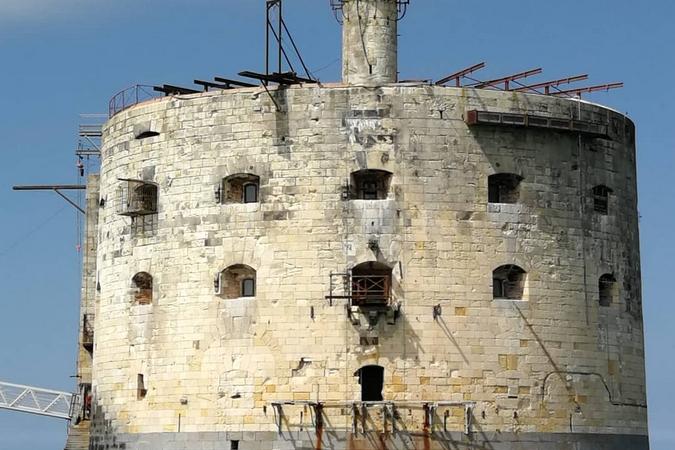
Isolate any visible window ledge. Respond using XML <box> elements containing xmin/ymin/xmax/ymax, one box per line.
<box><xmin>221</xmin><ymin>203</ymin><xmax>260</xmax><ymax>210</ymax></box>
<box><xmin>493</xmin><ymin>298</ymin><xmax>528</xmax><ymax>306</ymax></box>
<box><xmin>487</xmin><ymin>203</ymin><xmax>524</xmax><ymax>214</ymax></box>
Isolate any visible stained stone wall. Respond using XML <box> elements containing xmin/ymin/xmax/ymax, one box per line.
<box><xmin>341</xmin><ymin>0</ymin><xmax>398</xmax><ymax>85</ymax></box>
<box><xmin>89</xmin><ymin>83</ymin><xmax>648</xmax><ymax>449</ymax></box>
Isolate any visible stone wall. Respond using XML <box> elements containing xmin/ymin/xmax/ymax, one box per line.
<box><xmin>89</xmin><ymin>83</ymin><xmax>648</xmax><ymax>449</ymax></box>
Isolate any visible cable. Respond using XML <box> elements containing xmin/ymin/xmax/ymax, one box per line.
<box><xmin>310</xmin><ymin>58</ymin><xmax>341</xmax><ymax>76</ymax></box>
<box><xmin>0</xmin><ymin>205</ymin><xmax>69</xmax><ymax>257</ymax></box>
<box><xmin>355</xmin><ymin>0</ymin><xmax>372</xmax><ymax>70</ymax></box>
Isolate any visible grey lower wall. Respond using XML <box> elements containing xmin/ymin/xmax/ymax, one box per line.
<box><xmin>89</xmin><ymin>431</ymin><xmax>649</xmax><ymax>450</ymax></box>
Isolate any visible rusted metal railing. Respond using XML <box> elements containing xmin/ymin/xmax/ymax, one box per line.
<box><xmin>351</xmin><ymin>275</ymin><xmax>390</xmax><ymax>306</ymax></box>
<box><xmin>108</xmin><ymin>85</ymin><xmax>159</xmax><ymax>118</ymax></box>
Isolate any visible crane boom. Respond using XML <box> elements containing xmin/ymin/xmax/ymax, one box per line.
<box><xmin>0</xmin><ymin>381</ymin><xmax>75</xmax><ymax>420</ymax></box>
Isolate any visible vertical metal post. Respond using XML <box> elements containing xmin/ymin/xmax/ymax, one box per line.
<box><xmin>265</xmin><ymin>1</ymin><xmax>270</xmax><ymax>77</ymax></box>
<box><xmin>278</xmin><ymin>0</ymin><xmax>283</xmax><ymax>74</ymax></box>
<box><xmin>360</xmin><ymin>404</ymin><xmax>367</xmax><ymax>434</ymax></box>
<box><xmin>351</xmin><ymin>403</ymin><xmax>358</xmax><ymax>434</ymax></box>
<box><xmin>464</xmin><ymin>404</ymin><xmax>473</xmax><ymax>435</ymax></box>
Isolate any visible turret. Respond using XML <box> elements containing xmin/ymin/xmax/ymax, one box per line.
<box><xmin>340</xmin><ymin>0</ymin><xmax>402</xmax><ymax>85</ymax></box>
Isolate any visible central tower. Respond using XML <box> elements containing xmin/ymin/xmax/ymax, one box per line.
<box><xmin>339</xmin><ymin>0</ymin><xmax>404</xmax><ymax>85</ymax></box>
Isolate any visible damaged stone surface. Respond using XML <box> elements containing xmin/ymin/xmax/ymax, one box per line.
<box><xmin>84</xmin><ymin>81</ymin><xmax>647</xmax><ymax>449</ymax></box>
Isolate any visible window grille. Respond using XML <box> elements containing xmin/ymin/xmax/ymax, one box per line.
<box><xmin>350</xmin><ymin>170</ymin><xmax>392</xmax><ymax>200</ymax></box>
<box><xmin>593</xmin><ymin>185</ymin><xmax>612</xmax><ymax>215</ymax></box>
<box><xmin>118</xmin><ymin>179</ymin><xmax>158</xmax><ymax>217</ymax></box>
<box><xmin>351</xmin><ymin>261</ymin><xmax>392</xmax><ymax>306</ymax></box>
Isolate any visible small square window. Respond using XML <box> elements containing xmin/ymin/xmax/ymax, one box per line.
<box><xmin>350</xmin><ymin>170</ymin><xmax>392</xmax><ymax>200</ymax></box>
<box><xmin>241</xmin><ymin>278</ymin><xmax>255</xmax><ymax>297</ymax></box>
<box><xmin>488</xmin><ymin>174</ymin><xmax>523</xmax><ymax>204</ymax></box>
<box><xmin>243</xmin><ymin>183</ymin><xmax>258</xmax><ymax>203</ymax></box>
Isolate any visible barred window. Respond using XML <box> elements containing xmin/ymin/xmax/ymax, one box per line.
<box><xmin>118</xmin><ymin>179</ymin><xmax>158</xmax><ymax>217</ymax></box>
<box><xmin>350</xmin><ymin>170</ymin><xmax>392</xmax><ymax>200</ymax></box>
<box><xmin>592</xmin><ymin>185</ymin><xmax>612</xmax><ymax>215</ymax></box>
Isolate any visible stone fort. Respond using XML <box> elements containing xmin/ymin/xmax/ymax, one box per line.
<box><xmin>67</xmin><ymin>1</ymin><xmax>649</xmax><ymax>449</ymax></box>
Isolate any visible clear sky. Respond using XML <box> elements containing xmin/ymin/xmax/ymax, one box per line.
<box><xmin>0</xmin><ymin>1</ymin><xmax>672</xmax><ymax>449</ymax></box>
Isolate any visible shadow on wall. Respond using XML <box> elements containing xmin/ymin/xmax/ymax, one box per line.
<box><xmin>89</xmin><ymin>401</ymin><xmax>126</xmax><ymax>450</ymax></box>
<box><xmin>434</xmin><ymin>315</ymin><xmax>470</xmax><ymax>365</ymax></box>
<box><xmin>374</xmin><ymin>309</ymin><xmax>423</xmax><ymax>362</ymax></box>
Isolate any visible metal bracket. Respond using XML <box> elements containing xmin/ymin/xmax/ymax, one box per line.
<box><xmin>351</xmin><ymin>403</ymin><xmax>358</xmax><ymax>434</ymax></box>
<box><xmin>465</xmin><ymin>403</ymin><xmax>473</xmax><ymax>435</ymax></box>
<box><xmin>271</xmin><ymin>402</ymin><xmax>287</xmax><ymax>434</ymax></box>
<box><xmin>12</xmin><ymin>185</ymin><xmax>86</xmax><ymax>215</ymax></box>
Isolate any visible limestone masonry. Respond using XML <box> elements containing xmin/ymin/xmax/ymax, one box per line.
<box><xmin>67</xmin><ymin>1</ymin><xmax>649</xmax><ymax>449</ymax></box>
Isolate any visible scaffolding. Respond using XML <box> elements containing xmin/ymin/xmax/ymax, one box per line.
<box><xmin>270</xmin><ymin>400</ymin><xmax>475</xmax><ymax>436</ymax></box>
<box><xmin>0</xmin><ymin>381</ymin><xmax>75</xmax><ymax>421</ymax></box>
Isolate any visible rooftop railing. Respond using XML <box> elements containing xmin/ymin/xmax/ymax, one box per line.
<box><xmin>108</xmin><ymin>85</ymin><xmax>160</xmax><ymax>118</ymax></box>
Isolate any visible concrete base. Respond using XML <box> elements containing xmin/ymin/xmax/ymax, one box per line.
<box><xmin>89</xmin><ymin>430</ymin><xmax>650</xmax><ymax>450</ymax></box>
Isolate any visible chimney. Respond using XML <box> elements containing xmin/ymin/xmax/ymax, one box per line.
<box><xmin>341</xmin><ymin>0</ymin><xmax>400</xmax><ymax>86</ymax></box>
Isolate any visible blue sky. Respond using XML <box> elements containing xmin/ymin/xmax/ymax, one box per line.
<box><xmin>0</xmin><ymin>1</ymin><xmax>672</xmax><ymax>449</ymax></box>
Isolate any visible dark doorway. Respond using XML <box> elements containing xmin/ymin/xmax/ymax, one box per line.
<box><xmin>355</xmin><ymin>365</ymin><xmax>384</xmax><ymax>401</ymax></box>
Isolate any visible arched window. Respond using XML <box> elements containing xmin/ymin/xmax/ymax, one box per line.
<box><xmin>221</xmin><ymin>174</ymin><xmax>260</xmax><ymax>204</ymax></box>
<box><xmin>488</xmin><ymin>173</ymin><xmax>523</xmax><ymax>204</ymax></box>
<box><xmin>492</xmin><ymin>265</ymin><xmax>526</xmax><ymax>300</ymax></box>
<box><xmin>216</xmin><ymin>264</ymin><xmax>257</xmax><ymax>299</ymax></box>
<box><xmin>592</xmin><ymin>185</ymin><xmax>612</xmax><ymax>215</ymax></box>
<box><xmin>599</xmin><ymin>274</ymin><xmax>617</xmax><ymax>307</ymax></box>
<box><xmin>351</xmin><ymin>261</ymin><xmax>392</xmax><ymax>306</ymax></box>
<box><xmin>132</xmin><ymin>272</ymin><xmax>153</xmax><ymax>305</ymax></box>
<box><xmin>350</xmin><ymin>170</ymin><xmax>392</xmax><ymax>200</ymax></box>
<box><xmin>354</xmin><ymin>365</ymin><xmax>384</xmax><ymax>401</ymax></box>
